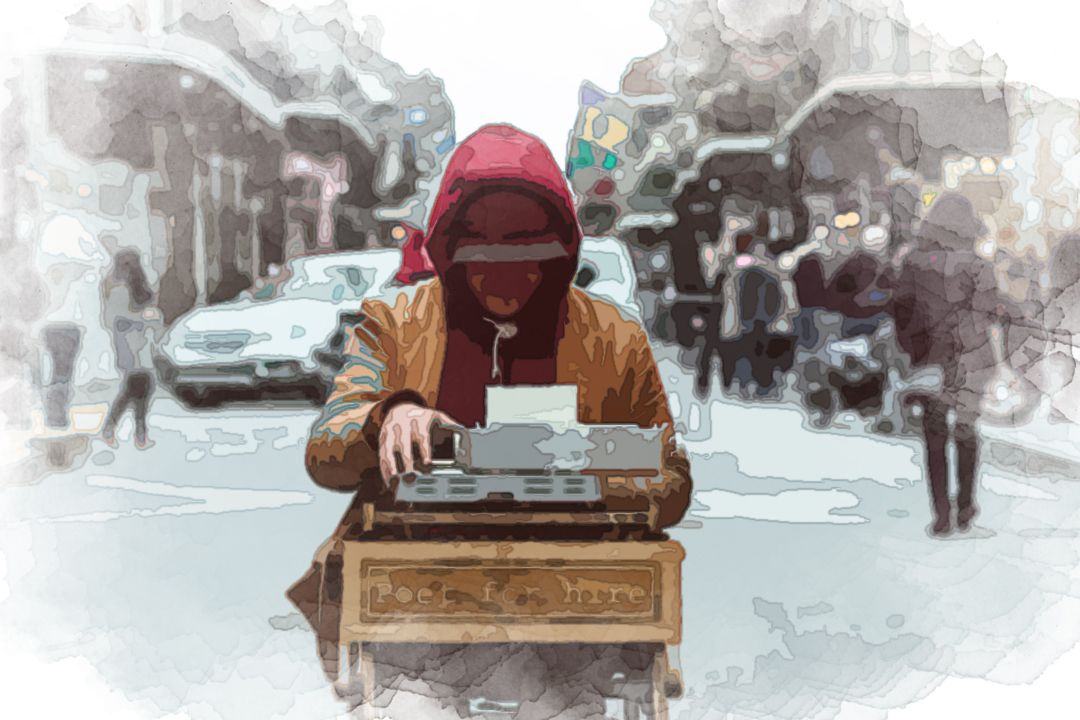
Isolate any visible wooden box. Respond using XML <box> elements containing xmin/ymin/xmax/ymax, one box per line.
<box><xmin>340</xmin><ymin>540</ymin><xmax>683</xmax><ymax>645</ymax></box>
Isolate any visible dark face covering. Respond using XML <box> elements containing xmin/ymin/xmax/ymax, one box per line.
<box><xmin>421</xmin><ymin>126</ymin><xmax>583</xmax><ymax>427</ymax></box>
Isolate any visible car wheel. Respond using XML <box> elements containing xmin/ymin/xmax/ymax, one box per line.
<box><xmin>175</xmin><ymin>385</ymin><xmax>222</xmax><ymax>408</ymax></box>
<box><xmin>174</xmin><ymin>385</ymin><xmax>200</xmax><ymax>406</ymax></box>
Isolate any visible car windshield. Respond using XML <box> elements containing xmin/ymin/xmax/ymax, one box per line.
<box><xmin>280</xmin><ymin>254</ymin><xmax>396</xmax><ymax>302</ymax></box>
<box><xmin>577</xmin><ymin>244</ymin><xmax>627</xmax><ymax>289</ymax></box>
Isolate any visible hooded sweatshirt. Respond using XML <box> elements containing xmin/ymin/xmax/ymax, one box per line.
<box><xmin>291</xmin><ymin>125</ymin><xmax>691</xmax><ymax>678</ymax></box>
<box><xmin>425</xmin><ymin>124</ymin><xmax>583</xmax><ymax>426</ymax></box>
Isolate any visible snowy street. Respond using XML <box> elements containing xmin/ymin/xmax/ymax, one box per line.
<box><xmin>4</xmin><ymin>380</ymin><xmax>1080</xmax><ymax>719</ymax></box>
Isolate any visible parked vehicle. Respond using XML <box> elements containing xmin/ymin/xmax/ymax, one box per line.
<box><xmin>574</xmin><ymin>235</ymin><xmax>645</xmax><ymax>322</ymax></box>
<box><xmin>157</xmin><ymin>250</ymin><xmax>401</xmax><ymax>405</ymax></box>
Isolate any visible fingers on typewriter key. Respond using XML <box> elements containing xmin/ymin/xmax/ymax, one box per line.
<box><xmin>379</xmin><ymin>420</ymin><xmax>406</xmax><ymax>481</ymax></box>
<box><xmin>396</xmin><ymin>422</ymin><xmax>416</xmax><ymax>474</ymax></box>
<box><xmin>394</xmin><ymin>450</ymin><xmax>412</xmax><ymax>475</ymax></box>
<box><xmin>418</xmin><ymin>437</ymin><xmax>432</xmax><ymax>467</ymax></box>
<box><xmin>411</xmin><ymin>416</ymin><xmax>432</xmax><ymax>467</ymax></box>
<box><xmin>379</xmin><ymin>454</ymin><xmax>394</xmax><ymax>484</ymax></box>
<box><xmin>380</xmin><ymin>405</ymin><xmax>463</xmax><ymax>480</ymax></box>
<box><xmin>378</xmin><ymin>436</ymin><xmax>393</xmax><ymax>483</ymax></box>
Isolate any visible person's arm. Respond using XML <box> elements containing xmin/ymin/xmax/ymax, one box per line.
<box><xmin>305</xmin><ymin>300</ymin><xmax>424</xmax><ymax>496</ymax></box>
<box><xmin>824</xmin><ymin>255</ymin><xmax>892</xmax><ymax>318</ymax></box>
<box><xmin>792</xmin><ymin>256</ymin><xmax>827</xmax><ymax>309</ymax></box>
<box><xmin>101</xmin><ymin>282</ymin><xmax>120</xmax><ymax>329</ymax></box>
<box><xmin>977</xmin><ymin>269</ymin><xmax>1050</xmax><ymax>371</ymax></box>
<box><xmin>794</xmin><ymin>255</ymin><xmax>889</xmax><ymax>319</ymax></box>
<box><xmin>626</xmin><ymin>330</ymin><xmax>693</xmax><ymax>529</ymax></box>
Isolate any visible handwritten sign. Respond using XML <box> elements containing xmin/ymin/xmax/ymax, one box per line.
<box><xmin>341</xmin><ymin>541</ymin><xmax>683</xmax><ymax>644</ymax></box>
<box><xmin>363</xmin><ymin>564</ymin><xmax>656</xmax><ymax>621</ymax></box>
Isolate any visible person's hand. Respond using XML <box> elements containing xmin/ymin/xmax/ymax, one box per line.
<box><xmin>378</xmin><ymin>403</ymin><xmax>458</xmax><ymax>482</ymax></box>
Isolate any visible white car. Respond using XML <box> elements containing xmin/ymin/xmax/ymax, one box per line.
<box><xmin>158</xmin><ymin>250</ymin><xmax>401</xmax><ymax>404</ymax></box>
<box><xmin>574</xmin><ymin>236</ymin><xmax>644</xmax><ymax>322</ymax></box>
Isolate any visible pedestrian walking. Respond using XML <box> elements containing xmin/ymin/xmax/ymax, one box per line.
<box><xmin>890</xmin><ymin>195</ymin><xmax>1022</xmax><ymax>536</ymax></box>
<box><xmin>794</xmin><ymin>194</ymin><xmax>1028</xmax><ymax>536</ymax></box>
<box><xmin>100</xmin><ymin>249</ymin><xmax>159</xmax><ymax>449</ymax></box>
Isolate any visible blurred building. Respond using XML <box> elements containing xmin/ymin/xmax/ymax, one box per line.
<box><xmin>9</xmin><ymin>0</ymin><xmax>453</xmax><ymax>321</ymax></box>
<box><xmin>2</xmin><ymin>0</ymin><xmax>454</xmax><ymax>423</ymax></box>
<box><xmin>567</xmin><ymin>0</ymin><xmax>1002</xmax><ymax>278</ymax></box>
<box><xmin>566</xmin><ymin>0</ymin><xmax>1080</xmax><ymax>433</ymax></box>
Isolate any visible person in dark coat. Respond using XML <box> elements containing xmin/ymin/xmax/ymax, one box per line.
<box><xmin>890</xmin><ymin>195</ymin><xmax>1018</xmax><ymax>535</ymax></box>
<box><xmin>795</xmin><ymin>195</ymin><xmax>1022</xmax><ymax>536</ymax></box>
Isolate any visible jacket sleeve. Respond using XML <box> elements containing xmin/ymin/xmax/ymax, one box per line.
<box><xmin>305</xmin><ymin>300</ymin><xmax>425</xmax><ymax>495</ymax></box>
<box><xmin>626</xmin><ymin>329</ymin><xmax>693</xmax><ymax>530</ymax></box>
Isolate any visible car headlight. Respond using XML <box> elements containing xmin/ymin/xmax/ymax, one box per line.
<box><xmin>69</xmin><ymin>403</ymin><xmax>108</xmax><ymax>433</ymax></box>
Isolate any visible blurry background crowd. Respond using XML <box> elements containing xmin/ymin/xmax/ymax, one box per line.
<box><xmin>3</xmin><ymin>0</ymin><xmax>1079</xmax><ymax>475</ymax></box>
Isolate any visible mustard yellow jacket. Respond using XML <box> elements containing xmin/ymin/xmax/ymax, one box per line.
<box><xmin>289</xmin><ymin>280</ymin><xmax>691</xmax><ymax>679</ymax></box>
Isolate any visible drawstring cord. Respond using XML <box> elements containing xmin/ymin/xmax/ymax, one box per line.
<box><xmin>484</xmin><ymin>318</ymin><xmax>518</xmax><ymax>381</ymax></box>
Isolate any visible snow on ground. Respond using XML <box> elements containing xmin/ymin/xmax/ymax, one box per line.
<box><xmin>2</xmin><ymin>386</ymin><xmax>1080</xmax><ymax>719</ymax></box>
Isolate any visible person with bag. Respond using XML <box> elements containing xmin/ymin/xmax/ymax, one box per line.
<box><xmin>100</xmin><ymin>249</ymin><xmax>160</xmax><ymax>450</ymax></box>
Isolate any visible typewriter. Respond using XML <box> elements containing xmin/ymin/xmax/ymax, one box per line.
<box><xmin>363</xmin><ymin>386</ymin><xmax>667</xmax><ymax>537</ymax></box>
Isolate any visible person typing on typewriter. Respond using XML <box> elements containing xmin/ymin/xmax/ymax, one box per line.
<box><xmin>304</xmin><ymin>123</ymin><xmax>690</xmax><ymax>524</ymax></box>
<box><xmin>289</xmin><ymin>125</ymin><xmax>691</xmax><ymax>679</ymax></box>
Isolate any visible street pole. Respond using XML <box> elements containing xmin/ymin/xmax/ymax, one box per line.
<box><xmin>191</xmin><ymin>158</ymin><xmax>207</xmax><ymax>306</ymax></box>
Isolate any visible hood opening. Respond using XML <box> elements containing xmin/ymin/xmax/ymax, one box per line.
<box><xmin>426</xmin><ymin>126</ymin><xmax>585</xmax><ymax>423</ymax></box>
<box><xmin>437</xmin><ymin>181</ymin><xmax>579</xmax><ymax>331</ymax></box>
<box><xmin>423</xmin><ymin>125</ymin><xmax>583</xmax><ymax>318</ymax></box>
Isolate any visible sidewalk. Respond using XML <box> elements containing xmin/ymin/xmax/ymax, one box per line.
<box><xmin>665</xmin><ymin>367</ymin><xmax>1080</xmax><ymax>484</ymax></box>
<box><xmin>980</xmin><ymin>400</ymin><xmax>1080</xmax><ymax>478</ymax></box>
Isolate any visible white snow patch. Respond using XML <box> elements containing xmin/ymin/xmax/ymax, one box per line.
<box><xmin>0</xmin><ymin>648</ymin><xmax>184</xmax><ymax>720</ymax></box>
<box><xmin>686</xmin><ymin>400</ymin><xmax>921</xmax><ymax>487</ymax></box>
<box><xmin>982</xmin><ymin>473</ymin><xmax>1058</xmax><ymax>501</ymax></box>
<box><xmin>693</xmin><ymin>488</ymin><xmax>870</xmax><ymax>525</ymax></box>
<box><xmin>42</xmin><ymin>474</ymin><xmax>312</xmax><ymax>523</ymax></box>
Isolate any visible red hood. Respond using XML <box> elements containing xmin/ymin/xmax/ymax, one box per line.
<box><xmin>423</xmin><ymin>124</ymin><xmax>582</xmax><ymax>278</ymax></box>
<box><xmin>412</xmin><ymin>126</ymin><xmax>584</xmax><ymax>427</ymax></box>
<box><xmin>394</xmin><ymin>224</ymin><xmax>435</xmax><ymax>284</ymax></box>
